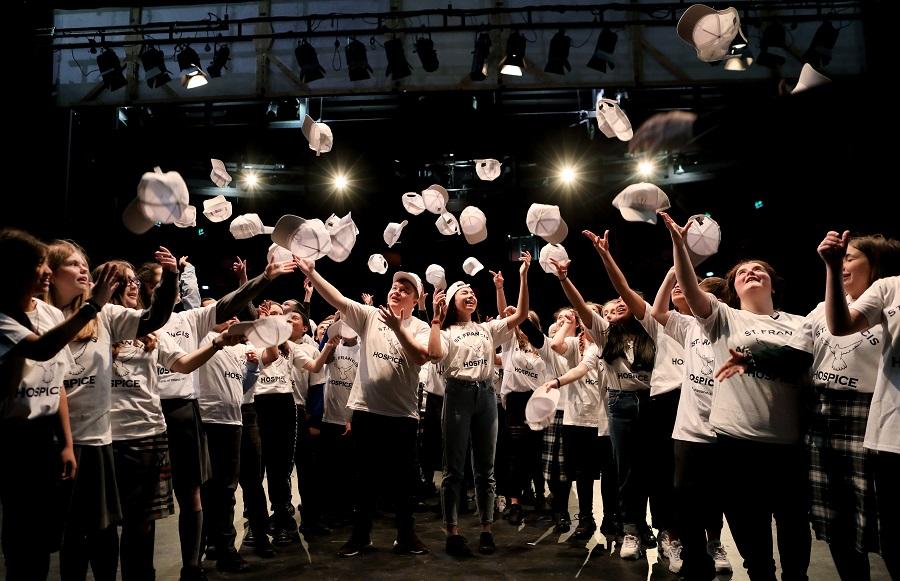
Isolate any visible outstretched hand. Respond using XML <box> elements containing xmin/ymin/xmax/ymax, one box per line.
<box><xmin>155</xmin><ymin>246</ymin><xmax>178</xmax><ymax>273</ymax></box>
<box><xmin>378</xmin><ymin>305</ymin><xmax>406</xmax><ymax>332</ymax></box>
<box><xmin>583</xmin><ymin>229</ymin><xmax>610</xmax><ymax>256</ymax></box>
<box><xmin>549</xmin><ymin>257</ymin><xmax>570</xmax><ymax>281</ymax></box>
<box><xmin>489</xmin><ymin>269</ymin><xmax>504</xmax><ymax>289</ymax></box>
<box><xmin>432</xmin><ymin>290</ymin><xmax>447</xmax><ymax>324</ymax></box>
<box><xmin>90</xmin><ymin>263</ymin><xmax>120</xmax><ymax>307</ymax></box>
<box><xmin>660</xmin><ymin>212</ymin><xmax>694</xmax><ymax>247</ymax></box>
<box><xmin>817</xmin><ymin>230</ymin><xmax>850</xmax><ymax>269</ymax></box>
<box><xmin>265</xmin><ymin>259</ymin><xmax>298</xmax><ymax>280</ymax></box>
<box><xmin>714</xmin><ymin>348</ymin><xmax>751</xmax><ymax>382</ymax></box>
<box><xmin>519</xmin><ymin>251</ymin><xmax>532</xmax><ymax>275</ymax></box>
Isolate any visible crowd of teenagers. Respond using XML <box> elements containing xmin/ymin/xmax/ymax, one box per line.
<box><xmin>0</xmin><ymin>219</ymin><xmax>898</xmax><ymax>581</ymax></box>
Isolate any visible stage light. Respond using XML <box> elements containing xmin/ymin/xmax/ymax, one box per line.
<box><xmin>559</xmin><ymin>166</ymin><xmax>577</xmax><ymax>185</ymax></box>
<box><xmin>586</xmin><ymin>27</ymin><xmax>618</xmax><ymax>73</ymax></box>
<box><xmin>470</xmin><ymin>32</ymin><xmax>492</xmax><ymax>81</ymax></box>
<box><xmin>384</xmin><ymin>38</ymin><xmax>412</xmax><ymax>80</ymax></box>
<box><xmin>140</xmin><ymin>44</ymin><xmax>171</xmax><ymax>88</ymax></box>
<box><xmin>176</xmin><ymin>45</ymin><xmax>209</xmax><ymax>89</ymax></box>
<box><xmin>724</xmin><ymin>31</ymin><xmax>753</xmax><ymax>71</ymax></box>
<box><xmin>295</xmin><ymin>40</ymin><xmax>326</xmax><ymax>83</ymax></box>
<box><xmin>334</xmin><ymin>173</ymin><xmax>348</xmax><ymax>191</ymax></box>
<box><xmin>97</xmin><ymin>47</ymin><xmax>127</xmax><ymax>91</ymax></box>
<box><xmin>241</xmin><ymin>172</ymin><xmax>260</xmax><ymax>191</ymax></box>
<box><xmin>346</xmin><ymin>37</ymin><xmax>373</xmax><ymax>81</ymax></box>
<box><xmin>544</xmin><ymin>29</ymin><xmax>571</xmax><ymax>75</ymax></box>
<box><xmin>500</xmin><ymin>31</ymin><xmax>526</xmax><ymax>76</ymax></box>
<box><xmin>638</xmin><ymin>160</ymin><xmax>655</xmax><ymax>176</ymax></box>
<box><xmin>415</xmin><ymin>36</ymin><xmax>439</xmax><ymax>72</ymax></box>
<box><xmin>206</xmin><ymin>43</ymin><xmax>230</xmax><ymax>78</ymax></box>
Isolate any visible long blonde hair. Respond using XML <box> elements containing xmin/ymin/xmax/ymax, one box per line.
<box><xmin>45</xmin><ymin>240</ymin><xmax>98</xmax><ymax>342</ymax></box>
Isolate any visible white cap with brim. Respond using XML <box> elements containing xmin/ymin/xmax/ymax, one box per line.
<box><xmin>402</xmin><ymin>192</ymin><xmax>426</xmax><ymax>215</ymax></box>
<box><xmin>525</xmin><ymin>388</ymin><xmax>560</xmax><ymax>430</ymax></box>
<box><xmin>425</xmin><ymin>264</ymin><xmax>447</xmax><ymax>290</ymax></box>
<box><xmin>792</xmin><ymin>63</ymin><xmax>831</xmax><ymax>94</ymax></box>
<box><xmin>123</xmin><ymin>167</ymin><xmax>191</xmax><ymax>234</ymax></box>
<box><xmin>228</xmin><ymin>316</ymin><xmax>293</xmax><ymax>349</ymax></box>
<box><xmin>383</xmin><ymin>220</ymin><xmax>409</xmax><ymax>247</ymax></box>
<box><xmin>612</xmin><ymin>183</ymin><xmax>671</xmax><ymax>224</ymax></box>
<box><xmin>676</xmin><ymin>4</ymin><xmax>740</xmax><ymax>63</ymax></box>
<box><xmin>368</xmin><ymin>254</ymin><xmax>388</xmax><ymax>274</ymax></box>
<box><xmin>436</xmin><ymin>212</ymin><xmax>461</xmax><ymax>236</ymax></box>
<box><xmin>393</xmin><ymin>271</ymin><xmax>423</xmax><ymax>298</ymax></box>
<box><xmin>422</xmin><ymin>184</ymin><xmax>449</xmax><ymax>214</ymax></box>
<box><xmin>539</xmin><ymin>243</ymin><xmax>569</xmax><ymax>275</ymax></box>
<box><xmin>463</xmin><ymin>257</ymin><xmax>484</xmax><ymax>277</ymax></box>
<box><xmin>271</xmin><ymin>215</ymin><xmax>332</xmax><ymax>261</ymax></box>
<box><xmin>174</xmin><ymin>205</ymin><xmax>197</xmax><ymax>228</ymax></box>
<box><xmin>526</xmin><ymin>203</ymin><xmax>568</xmax><ymax>244</ymax></box>
<box><xmin>230</xmin><ymin>213</ymin><xmax>274</xmax><ymax>239</ymax></box>
<box><xmin>475</xmin><ymin>159</ymin><xmax>502</xmax><ymax>181</ymax></box>
<box><xmin>596</xmin><ymin>97</ymin><xmax>634</xmax><ymax>141</ymax></box>
<box><xmin>202</xmin><ymin>194</ymin><xmax>233</xmax><ymax>223</ymax></box>
<box><xmin>685</xmin><ymin>214</ymin><xmax>722</xmax><ymax>265</ymax></box>
<box><xmin>326</xmin><ymin>320</ymin><xmax>358</xmax><ymax>341</ymax></box>
<box><xmin>445</xmin><ymin>280</ymin><xmax>470</xmax><ymax>304</ymax></box>
<box><xmin>301</xmin><ymin>114</ymin><xmax>333</xmax><ymax>156</ymax></box>
<box><xmin>267</xmin><ymin>242</ymin><xmax>294</xmax><ymax>265</ymax></box>
<box><xmin>460</xmin><ymin>206</ymin><xmax>488</xmax><ymax>245</ymax></box>
<box><xmin>325</xmin><ymin>212</ymin><xmax>359</xmax><ymax>262</ymax></box>
<box><xmin>210</xmin><ymin>159</ymin><xmax>233</xmax><ymax>187</ymax></box>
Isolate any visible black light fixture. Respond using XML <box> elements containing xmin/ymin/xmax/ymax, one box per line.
<box><xmin>803</xmin><ymin>21</ymin><xmax>839</xmax><ymax>68</ymax></box>
<box><xmin>176</xmin><ymin>45</ymin><xmax>209</xmax><ymax>89</ymax></box>
<box><xmin>206</xmin><ymin>42</ymin><xmax>230</xmax><ymax>78</ymax></box>
<box><xmin>470</xmin><ymin>32</ymin><xmax>492</xmax><ymax>81</ymax></box>
<box><xmin>724</xmin><ymin>31</ymin><xmax>753</xmax><ymax>71</ymax></box>
<box><xmin>345</xmin><ymin>37</ymin><xmax>373</xmax><ymax>81</ymax></box>
<box><xmin>139</xmin><ymin>44</ymin><xmax>172</xmax><ymax>88</ymax></box>
<box><xmin>97</xmin><ymin>47</ymin><xmax>127</xmax><ymax>91</ymax></box>
<box><xmin>500</xmin><ymin>31</ymin><xmax>526</xmax><ymax>76</ymax></box>
<box><xmin>756</xmin><ymin>23</ymin><xmax>788</xmax><ymax>69</ymax></box>
<box><xmin>586</xmin><ymin>27</ymin><xmax>618</xmax><ymax>73</ymax></box>
<box><xmin>544</xmin><ymin>29</ymin><xmax>571</xmax><ymax>75</ymax></box>
<box><xmin>414</xmin><ymin>35</ymin><xmax>439</xmax><ymax>72</ymax></box>
<box><xmin>295</xmin><ymin>39</ymin><xmax>326</xmax><ymax>83</ymax></box>
<box><xmin>384</xmin><ymin>37</ymin><xmax>412</xmax><ymax>80</ymax></box>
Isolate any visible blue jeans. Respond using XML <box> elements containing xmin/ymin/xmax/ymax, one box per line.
<box><xmin>441</xmin><ymin>378</ymin><xmax>498</xmax><ymax>527</ymax></box>
<box><xmin>607</xmin><ymin>389</ymin><xmax>651</xmax><ymax>534</ymax></box>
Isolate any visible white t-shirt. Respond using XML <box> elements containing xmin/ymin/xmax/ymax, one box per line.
<box><xmin>539</xmin><ymin>339</ymin><xmax>569</xmax><ymax>411</ymax></box>
<box><xmin>587</xmin><ymin>311</ymin><xmax>652</xmax><ymax>392</ymax></box>
<box><xmin>0</xmin><ymin>299</ymin><xmax>74</xmax><ymax>421</ymax></box>
<box><xmin>196</xmin><ymin>332</ymin><xmax>257</xmax><ymax>425</ymax></box>
<box><xmin>253</xmin><ymin>349</ymin><xmax>293</xmax><ymax>396</ymax></box>
<box><xmin>806</xmin><ymin>300</ymin><xmax>883</xmax><ymax>393</ymax></box>
<box><xmin>157</xmin><ymin>304</ymin><xmax>218</xmax><ymax>400</ymax></box>
<box><xmin>639</xmin><ymin>304</ymin><xmax>685</xmax><ymax>396</ymax></box>
<box><xmin>341</xmin><ymin>300</ymin><xmax>430</xmax><ymax>419</ymax></box>
<box><xmin>851</xmin><ymin>276</ymin><xmax>900</xmax><ymax>453</ymax></box>
<box><xmin>666</xmin><ymin>311</ymin><xmax>717</xmax><ymax>443</ymax></box>
<box><xmin>290</xmin><ymin>341</ymin><xmax>320</xmax><ymax>406</ymax></box>
<box><xmin>301</xmin><ymin>335</ymin><xmax>328</xmax><ymax>386</ymax></box>
<box><xmin>697</xmin><ymin>295</ymin><xmax>812</xmax><ymax>444</ymax></box>
<box><xmin>439</xmin><ymin>319</ymin><xmax>513</xmax><ymax>382</ymax></box>
<box><xmin>500</xmin><ymin>334</ymin><xmax>548</xmax><ymax>398</ymax></box>
<box><xmin>65</xmin><ymin>304</ymin><xmax>141</xmax><ymax>445</ymax></box>
<box><xmin>421</xmin><ymin>361</ymin><xmax>447</xmax><ymax>397</ymax></box>
<box><xmin>558</xmin><ymin>338</ymin><xmax>607</xmax><ymax>431</ymax></box>
<box><xmin>323</xmin><ymin>342</ymin><xmax>361</xmax><ymax>425</ymax></box>
<box><xmin>110</xmin><ymin>333</ymin><xmax>187</xmax><ymax>441</ymax></box>
<box><xmin>580</xmin><ymin>344</ymin><xmax>611</xmax><ymax>435</ymax></box>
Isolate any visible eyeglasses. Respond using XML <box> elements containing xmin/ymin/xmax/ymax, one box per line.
<box><xmin>125</xmin><ymin>277</ymin><xmax>142</xmax><ymax>288</ymax></box>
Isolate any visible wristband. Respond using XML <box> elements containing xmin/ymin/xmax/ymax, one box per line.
<box><xmin>431</xmin><ymin>318</ymin><xmax>442</xmax><ymax>326</ymax></box>
<box><xmin>555</xmin><ymin>377</ymin><xmax>561</xmax><ymax>389</ymax></box>
<box><xmin>213</xmin><ymin>338</ymin><xmax>224</xmax><ymax>351</ymax></box>
<box><xmin>82</xmin><ymin>299</ymin><xmax>101</xmax><ymax>316</ymax></box>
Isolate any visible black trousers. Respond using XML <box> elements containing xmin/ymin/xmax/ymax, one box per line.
<box><xmin>873</xmin><ymin>450</ymin><xmax>900</xmax><ymax>580</ymax></box>
<box><xmin>716</xmin><ymin>434</ymin><xmax>810</xmax><ymax>581</ymax></box>
<box><xmin>505</xmin><ymin>391</ymin><xmax>543</xmax><ymax>501</ymax></box>
<box><xmin>674</xmin><ymin>439</ymin><xmax>723</xmax><ymax>579</ymax></box>
<box><xmin>294</xmin><ymin>403</ymin><xmax>322</xmax><ymax>524</ymax></box>
<box><xmin>350</xmin><ymin>410</ymin><xmax>418</xmax><ymax>540</ymax></box>
<box><xmin>320</xmin><ymin>421</ymin><xmax>354</xmax><ymax>522</ymax></box>
<box><xmin>647</xmin><ymin>389</ymin><xmax>679</xmax><ymax>533</ymax></box>
<box><xmin>238</xmin><ymin>404</ymin><xmax>269</xmax><ymax>540</ymax></box>
<box><xmin>254</xmin><ymin>393</ymin><xmax>298</xmax><ymax>520</ymax></box>
<box><xmin>421</xmin><ymin>392</ymin><xmax>444</xmax><ymax>480</ymax></box>
<box><xmin>201</xmin><ymin>423</ymin><xmax>241</xmax><ymax>553</ymax></box>
<box><xmin>563</xmin><ymin>426</ymin><xmax>619</xmax><ymax>523</ymax></box>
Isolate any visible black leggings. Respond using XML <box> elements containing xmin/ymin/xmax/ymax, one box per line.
<box><xmin>254</xmin><ymin>393</ymin><xmax>298</xmax><ymax>521</ymax></box>
<box><xmin>563</xmin><ymin>426</ymin><xmax>618</xmax><ymax>523</ymax></box>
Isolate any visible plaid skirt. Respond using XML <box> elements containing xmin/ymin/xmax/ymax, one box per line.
<box><xmin>113</xmin><ymin>433</ymin><xmax>175</xmax><ymax>521</ymax></box>
<box><xmin>541</xmin><ymin>409</ymin><xmax>567</xmax><ymax>484</ymax></box>
<box><xmin>806</xmin><ymin>389</ymin><xmax>879</xmax><ymax>553</ymax></box>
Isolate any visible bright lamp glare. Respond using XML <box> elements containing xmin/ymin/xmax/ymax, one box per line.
<box><xmin>560</xmin><ymin>166</ymin><xmax>577</xmax><ymax>184</ymax></box>
<box><xmin>334</xmin><ymin>174</ymin><xmax>348</xmax><ymax>191</ymax></box>
<box><xmin>241</xmin><ymin>172</ymin><xmax>260</xmax><ymax>190</ymax></box>
<box><xmin>638</xmin><ymin>160</ymin><xmax>655</xmax><ymax>176</ymax></box>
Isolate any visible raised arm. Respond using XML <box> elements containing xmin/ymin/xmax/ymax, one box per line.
<box><xmin>489</xmin><ymin>269</ymin><xmax>507</xmax><ymax>314</ymax></box>
<box><xmin>539</xmin><ymin>362</ymin><xmax>589</xmax><ymax>392</ymax></box>
<box><xmin>213</xmin><ymin>259</ymin><xmax>297</xmax><ymax>324</ymax></box>
<box><xmin>504</xmin><ymin>252</ymin><xmax>532</xmax><ymax>329</ymax></box>
<box><xmin>428</xmin><ymin>290</ymin><xmax>447</xmax><ymax>361</ymax></box>
<box><xmin>549</xmin><ymin>258</ymin><xmax>596</xmax><ymax>330</ymax></box>
<box><xmin>169</xmin><ymin>332</ymin><xmax>245</xmax><ymax>374</ymax></box>
<box><xmin>661</xmin><ymin>213</ymin><xmax>711</xmax><ymax>319</ymax></box>
<box><xmin>178</xmin><ymin>257</ymin><xmax>201</xmax><ymax>310</ymax></box>
<box><xmin>302</xmin><ymin>336</ymin><xmax>338</xmax><ymax>373</ymax></box>
<box><xmin>651</xmin><ymin>268</ymin><xmax>678</xmax><ymax>327</ymax></box>
<box><xmin>585</xmin><ymin>229</ymin><xmax>646</xmax><ymax>319</ymax></box>
<box><xmin>135</xmin><ymin>247</ymin><xmax>179</xmax><ymax>337</ymax></box>
<box><xmin>295</xmin><ymin>258</ymin><xmax>350</xmax><ymax>313</ymax></box>
<box><xmin>819</xmin><ymin>230</ymin><xmax>872</xmax><ymax>335</ymax></box>
<box><xmin>550</xmin><ymin>314</ymin><xmax>576</xmax><ymax>355</ymax></box>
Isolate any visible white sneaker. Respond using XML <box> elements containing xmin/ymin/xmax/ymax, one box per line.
<box><xmin>664</xmin><ymin>540</ymin><xmax>684</xmax><ymax>574</ymax></box>
<box><xmin>707</xmin><ymin>540</ymin><xmax>733</xmax><ymax>574</ymax></box>
<box><xmin>620</xmin><ymin>534</ymin><xmax>644</xmax><ymax>560</ymax></box>
<box><xmin>496</xmin><ymin>495</ymin><xmax>507</xmax><ymax>514</ymax></box>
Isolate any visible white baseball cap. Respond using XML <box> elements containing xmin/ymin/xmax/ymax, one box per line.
<box><xmin>210</xmin><ymin>159</ymin><xmax>232</xmax><ymax>187</ymax></box>
<box><xmin>676</xmin><ymin>4</ymin><xmax>741</xmax><ymax>63</ymax></box>
<box><xmin>685</xmin><ymin>214</ymin><xmax>722</xmax><ymax>265</ymax></box>
<box><xmin>612</xmin><ymin>183</ymin><xmax>671</xmax><ymax>224</ymax></box>
<box><xmin>393</xmin><ymin>271</ymin><xmax>423</xmax><ymax>298</ymax></box>
<box><xmin>425</xmin><ymin>264</ymin><xmax>447</xmax><ymax>290</ymax></box>
<box><xmin>595</xmin><ymin>97</ymin><xmax>634</xmax><ymax>141</ymax></box>
<box><xmin>202</xmin><ymin>194</ymin><xmax>233</xmax><ymax>223</ymax></box>
<box><xmin>267</xmin><ymin>242</ymin><xmax>294</xmax><ymax>265</ymax></box>
<box><xmin>445</xmin><ymin>280</ymin><xmax>471</xmax><ymax>304</ymax></box>
<box><xmin>525</xmin><ymin>388</ymin><xmax>560</xmax><ymax>430</ymax></box>
<box><xmin>401</xmin><ymin>192</ymin><xmax>426</xmax><ymax>215</ymax></box>
<box><xmin>301</xmin><ymin>114</ymin><xmax>333</xmax><ymax>156</ymax></box>
<box><xmin>123</xmin><ymin>167</ymin><xmax>191</xmax><ymax>234</ymax></box>
<box><xmin>174</xmin><ymin>205</ymin><xmax>197</xmax><ymax>228</ymax></box>
<box><xmin>792</xmin><ymin>63</ymin><xmax>831</xmax><ymax>94</ymax></box>
<box><xmin>228</xmin><ymin>315</ymin><xmax>293</xmax><ymax>348</ymax></box>
<box><xmin>383</xmin><ymin>220</ymin><xmax>408</xmax><ymax>247</ymax></box>
<box><xmin>463</xmin><ymin>257</ymin><xmax>484</xmax><ymax>276</ymax></box>
<box><xmin>459</xmin><ymin>206</ymin><xmax>488</xmax><ymax>244</ymax></box>
<box><xmin>368</xmin><ymin>253</ymin><xmax>388</xmax><ymax>274</ymax></box>
<box><xmin>475</xmin><ymin>159</ymin><xmax>502</xmax><ymax>181</ymax></box>
<box><xmin>271</xmin><ymin>215</ymin><xmax>332</xmax><ymax>260</ymax></box>
<box><xmin>435</xmin><ymin>212</ymin><xmax>460</xmax><ymax>236</ymax></box>
<box><xmin>326</xmin><ymin>320</ymin><xmax>358</xmax><ymax>341</ymax></box>
<box><xmin>526</xmin><ymin>203</ymin><xmax>568</xmax><ymax>244</ymax></box>
<box><xmin>230</xmin><ymin>213</ymin><xmax>274</xmax><ymax>239</ymax></box>
<box><xmin>422</xmin><ymin>184</ymin><xmax>449</xmax><ymax>214</ymax></box>
<box><xmin>325</xmin><ymin>212</ymin><xmax>359</xmax><ymax>262</ymax></box>
<box><xmin>538</xmin><ymin>243</ymin><xmax>569</xmax><ymax>275</ymax></box>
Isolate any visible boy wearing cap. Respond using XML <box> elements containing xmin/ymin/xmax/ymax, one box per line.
<box><xmin>294</xmin><ymin>258</ymin><xmax>431</xmax><ymax>557</ymax></box>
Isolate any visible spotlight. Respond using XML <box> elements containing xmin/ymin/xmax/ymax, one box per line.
<box><xmin>384</xmin><ymin>38</ymin><xmax>412</xmax><ymax>80</ymax></box>
<box><xmin>586</xmin><ymin>27</ymin><xmax>618</xmax><ymax>73</ymax></box>
<box><xmin>295</xmin><ymin>40</ymin><xmax>326</xmax><ymax>83</ymax></box>
<box><xmin>241</xmin><ymin>171</ymin><xmax>260</xmax><ymax>191</ymax></box>
<box><xmin>176</xmin><ymin>45</ymin><xmax>209</xmax><ymax>89</ymax></box>
<box><xmin>334</xmin><ymin>173</ymin><xmax>348</xmax><ymax>191</ymax></box>
<box><xmin>414</xmin><ymin>36</ymin><xmax>439</xmax><ymax>72</ymax></box>
<box><xmin>206</xmin><ymin>43</ymin><xmax>230</xmax><ymax>78</ymax></box>
<box><xmin>140</xmin><ymin>44</ymin><xmax>171</xmax><ymax>88</ymax></box>
<box><xmin>345</xmin><ymin>37</ymin><xmax>373</xmax><ymax>81</ymax></box>
<box><xmin>500</xmin><ymin>31</ymin><xmax>526</xmax><ymax>76</ymax></box>
<box><xmin>803</xmin><ymin>21</ymin><xmax>839</xmax><ymax>68</ymax></box>
<box><xmin>756</xmin><ymin>23</ymin><xmax>788</xmax><ymax>69</ymax></box>
<box><xmin>544</xmin><ymin>29</ymin><xmax>571</xmax><ymax>75</ymax></box>
<box><xmin>724</xmin><ymin>31</ymin><xmax>753</xmax><ymax>71</ymax></box>
<box><xmin>559</xmin><ymin>166</ymin><xmax>577</xmax><ymax>185</ymax></box>
<box><xmin>638</xmin><ymin>160</ymin><xmax>656</xmax><ymax>176</ymax></box>
<box><xmin>470</xmin><ymin>32</ymin><xmax>492</xmax><ymax>81</ymax></box>
<box><xmin>97</xmin><ymin>47</ymin><xmax>127</xmax><ymax>91</ymax></box>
